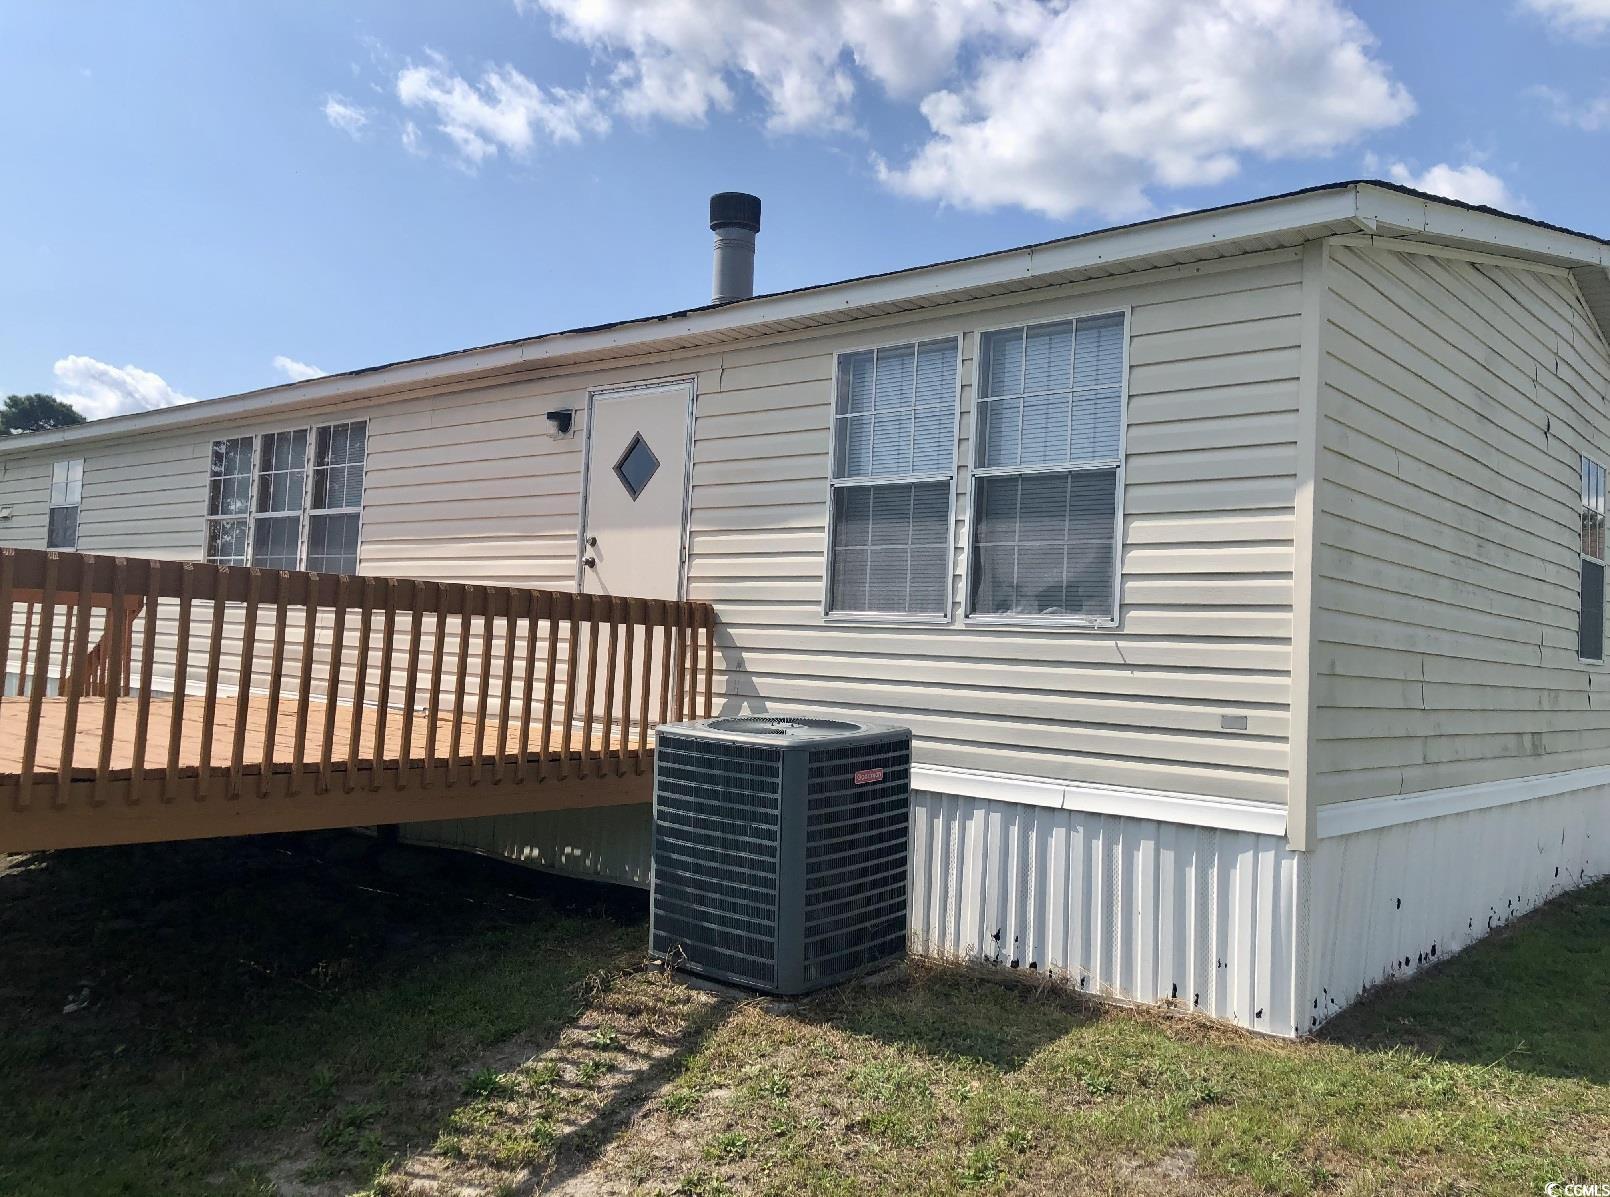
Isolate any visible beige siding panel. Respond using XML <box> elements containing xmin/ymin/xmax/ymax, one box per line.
<box><xmin>1314</xmin><ymin>246</ymin><xmax>1610</xmax><ymax>804</ymax></box>
<box><xmin>1</xmin><ymin>251</ymin><xmax>1303</xmax><ymax>805</ymax></box>
<box><xmin>689</xmin><ymin>254</ymin><xmax>1303</xmax><ymax>804</ymax></box>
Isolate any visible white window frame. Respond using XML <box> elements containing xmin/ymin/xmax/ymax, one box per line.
<box><xmin>205</xmin><ymin>436</ymin><xmax>255</xmax><ymax>566</ymax></box>
<box><xmin>201</xmin><ymin>420</ymin><xmax>368</xmax><ymax>573</ymax></box>
<box><xmin>1580</xmin><ymin>452</ymin><xmax>1605</xmax><ymax>665</ymax></box>
<box><xmin>306</xmin><ymin>420</ymin><xmax>368</xmax><ymax>575</ymax></box>
<box><xmin>960</xmin><ymin>305</ymin><xmax>1130</xmax><ymax>630</ymax></box>
<box><xmin>46</xmin><ymin>458</ymin><xmax>83</xmax><ymax>550</ymax></box>
<box><xmin>821</xmin><ymin>336</ymin><xmax>963</xmax><ymax>626</ymax></box>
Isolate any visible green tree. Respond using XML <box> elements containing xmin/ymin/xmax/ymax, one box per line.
<box><xmin>0</xmin><ymin>393</ymin><xmax>86</xmax><ymax>435</ymax></box>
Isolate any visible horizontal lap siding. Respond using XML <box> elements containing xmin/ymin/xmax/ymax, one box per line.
<box><xmin>689</xmin><ymin>253</ymin><xmax>1304</xmax><ymax>803</ymax></box>
<box><xmin>0</xmin><ymin>252</ymin><xmax>1302</xmax><ymax>805</ymax></box>
<box><xmin>1313</xmin><ymin>246</ymin><xmax>1610</xmax><ymax>804</ymax></box>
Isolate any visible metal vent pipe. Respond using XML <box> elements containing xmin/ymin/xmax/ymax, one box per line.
<box><xmin>709</xmin><ymin>191</ymin><xmax>762</xmax><ymax>304</ymax></box>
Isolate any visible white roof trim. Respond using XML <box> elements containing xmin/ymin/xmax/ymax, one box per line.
<box><xmin>6</xmin><ymin>182</ymin><xmax>1606</xmax><ymax>457</ymax></box>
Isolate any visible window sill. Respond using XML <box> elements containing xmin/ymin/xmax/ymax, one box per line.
<box><xmin>823</xmin><ymin>612</ymin><xmax>952</xmax><ymax>629</ymax></box>
<box><xmin>963</xmin><ymin>614</ymin><xmax>1119</xmax><ymax>631</ymax></box>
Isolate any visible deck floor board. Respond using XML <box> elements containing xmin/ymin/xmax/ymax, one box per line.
<box><xmin>0</xmin><ymin>695</ymin><xmax>639</xmax><ymax>779</ymax></box>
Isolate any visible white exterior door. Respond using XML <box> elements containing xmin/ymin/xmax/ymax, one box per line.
<box><xmin>579</xmin><ymin>381</ymin><xmax>694</xmax><ymax>599</ymax></box>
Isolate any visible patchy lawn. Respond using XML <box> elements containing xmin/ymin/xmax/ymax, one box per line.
<box><xmin>1</xmin><ymin>838</ymin><xmax>1606</xmax><ymax>1196</ymax></box>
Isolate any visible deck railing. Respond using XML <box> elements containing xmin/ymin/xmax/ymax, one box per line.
<box><xmin>0</xmin><ymin>547</ymin><xmax>714</xmax><ymax>811</ymax></box>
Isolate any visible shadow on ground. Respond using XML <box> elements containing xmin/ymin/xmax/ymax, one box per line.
<box><xmin>0</xmin><ymin>833</ymin><xmax>647</xmax><ymax>1196</ymax></box>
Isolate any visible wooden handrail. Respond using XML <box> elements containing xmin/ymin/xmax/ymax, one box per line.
<box><xmin>0</xmin><ymin>547</ymin><xmax>716</xmax><ymax>809</ymax></box>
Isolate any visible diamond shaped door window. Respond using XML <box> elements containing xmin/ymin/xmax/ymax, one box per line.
<box><xmin>613</xmin><ymin>432</ymin><xmax>661</xmax><ymax>500</ymax></box>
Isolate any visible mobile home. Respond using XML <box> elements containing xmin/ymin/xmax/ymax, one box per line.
<box><xmin>4</xmin><ymin>180</ymin><xmax>1609</xmax><ymax>1035</ymax></box>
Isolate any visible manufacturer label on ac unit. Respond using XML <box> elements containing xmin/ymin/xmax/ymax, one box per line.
<box><xmin>853</xmin><ymin>767</ymin><xmax>884</xmax><ymax>785</ymax></box>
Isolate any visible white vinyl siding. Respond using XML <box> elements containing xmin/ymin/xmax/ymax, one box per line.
<box><xmin>46</xmin><ymin>459</ymin><xmax>82</xmax><ymax>549</ymax></box>
<box><xmin>0</xmin><ymin>248</ymin><xmax>1304</xmax><ymax>804</ymax></box>
<box><xmin>967</xmin><ymin>312</ymin><xmax>1126</xmax><ymax>623</ymax></box>
<box><xmin>826</xmin><ymin>337</ymin><xmax>958</xmax><ymax>618</ymax></box>
<box><xmin>1580</xmin><ymin>455</ymin><xmax>1605</xmax><ymax>663</ymax></box>
<box><xmin>1311</xmin><ymin>244</ymin><xmax>1610</xmax><ymax>804</ymax></box>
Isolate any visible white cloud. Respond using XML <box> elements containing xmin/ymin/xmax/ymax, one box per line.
<box><xmin>52</xmin><ymin>356</ymin><xmax>196</xmax><ymax>421</ymax></box>
<box><xmin>323</xmin><ymin>94</ymin><xmax>372</xmax><ymax>137</ymax></box>
<box><xmin>396</xmin><ymin>54</ymin><xmax>608</xmax><ymax>163</ymax></box>
<box><xmin>531</xmin><ymin>0</ymin><xmax>1042</xmax><ymax>133</ymax></box>
<box><xmin>877</xmin><ymin>0</ymin><xmax>1414</xmax><ymax>218</ymax></box>
<box><xmin>1520</xmin><ymin>0</ymin><xmax>1610</xmax><ymax>37</ymax></box>
<box><xmin>382</xmin><ymin>1</ymin><xmax>1412</xmax><ymax>218</ymax></box>
<box><xmin>1384</xmin><ymin>161</ymin><xmax>1524</xmax><ymax>211</ymax></box>
<box><xmin>1530</xmin><ymin>83</ymin><xmax>1610</xmax><ymax>131</ymax></box>
<box><xmin>272</xmin><ymin>355</ymin><xmax>325</xmax><ymax>383</ymax></box>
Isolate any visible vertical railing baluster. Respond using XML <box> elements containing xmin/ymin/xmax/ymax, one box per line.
<box><xmin>291</xmin><ymin>573</ymin><xmax>318</xmax><ymax>797</ymax></box>
<box><xmin>472</xmin><ymin>587</ymin><xmax>493</xmax><ymax>785</ymax></box>
<box><xmin>582</xmin><ymin>597</ymin><xmax>601</xmax><ymax>777</ymax></box>
<box><xmin>130</xmin><ymin>561</ymin><xmax>159</xmax><ymax>804</ymax></box>
<box><xmin>196</xmin><ymin>565</ymin><xmax>229</xmax><ymax>801</ymax></box>
<box><xmin>539</xmin><ymin>597</ymin><xmax>560</xmax><ymax>781</ymax></box>
<box><xmin>372</xmin><ymin>577</ymin><xmax>396</xmax><ymax>793</ymax></box>
<box><xmin>449</xmin><ymin>584</ymin><xmax>472</xmax><ymax>788</ymax></box>
<box><xmin>228</xmin><ymin>568</ymin><xmax>260</xmax><ymax>799</ymax></box>
<box><xmin>261</xmin><ymin>571</ymin><xmax>289</xmax><ymax>799</ymax></box>
<box><xmin>164</xmin><ymin>565</ymin><xmax>194</xmax><ymax>804</ymax></box>
<box><xmin>618</xmin><ymin>604</ymin><xmax>636</xmax><ymax>778</ymax></box>
<box><xmin>514</xmin><ymin>592</ymin><xmax>539</xmax><ymax>784</ymax></box>
<box><xmin>0</xmin><ymin>550</ymin><xmax>13</xmax><ymax>725</ymax></box>
<box><xmin>397</xmin><ymin>583</ymin><xmax>423</xmax><ymax>792</ymax></box>
<box><xmin>495</xmin><ymin>590</ymin><xmax>517</xmax><ymax>782</ymax></box>
<box><xmin>18</xmin><ymin>554</ymin><xmax>57</xmax><ymax>811</ymax></box>
<box><xmin>559</xmin><ymin>597</ymin><xmax>579</xmax><ymax>780</ymax></box>
<box><xmin>345</xmin><ymin>577</ymin><xmax>374</xmax><ymax>795</ymax></box>
<box><xmin>636</xmin><ymin>604</ymin><xmax>654</xmax><ymax>771</ymax></box>
<box><xmin>94</xmin><ymin>557</ymin><xmax>129</xmax><ymax>807</ymax></box>
<box><xmin>600</xmin><ymin>598</ymin><xmax>620</xmax><ymax>778</ymax></box>
<box><xmin>54</xmin><ymin>554</ymin><xmax>95</xmax><ymax>810</ymax></box>
<box><xmin>319</xmin><ymin>575</ymin><xmax>349</xmax><ymax>795</ymax></box>
<box><xmin>423</xmin><ymin>585</ymin><xmax>447</xmax><ymax>789</ymax></box>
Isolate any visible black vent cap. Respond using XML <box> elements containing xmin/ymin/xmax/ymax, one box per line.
<box><xmin>709</xmin><ymin>191</ymin><xmax>762</xmax><ymax>233</ymax></box>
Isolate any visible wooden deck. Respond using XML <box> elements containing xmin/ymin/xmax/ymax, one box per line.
<box><xmin>0</xmin><ymin>548</ymin><xmax>713</xmax><ymax>853</ymax></box>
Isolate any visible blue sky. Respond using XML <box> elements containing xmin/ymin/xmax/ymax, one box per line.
<box><xmin>2</xmin><ymin>0</ymin><xmax>1608</xmax><ymax>419</ymax></box>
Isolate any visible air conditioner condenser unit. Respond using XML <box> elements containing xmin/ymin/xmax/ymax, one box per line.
<box><xmin>650</xmin><ymin>715</ymin><xmax>911</xmax><ymax>996</ymax></box>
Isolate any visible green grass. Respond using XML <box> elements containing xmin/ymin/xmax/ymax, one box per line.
<box><xmin>0</xmin><ymin>835</ymin><xmax>642</xmax><ymax>1195</ymax></box>
<box><xmin>1</xmin><ymin>838</ymin><xmax>1606</xmax><ymax>1196</ymax></box>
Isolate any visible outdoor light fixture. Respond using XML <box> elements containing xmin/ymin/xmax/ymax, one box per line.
<box><xmin>546</xmin><ymin>408</ymin><xmax>574</xmax><ymax>436</ymax></box>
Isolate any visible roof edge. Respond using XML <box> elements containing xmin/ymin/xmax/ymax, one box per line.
<box><xmin>6</xmin><ymin>180</ymin><xmax>1606</xmax><ymax>457</ymax></box>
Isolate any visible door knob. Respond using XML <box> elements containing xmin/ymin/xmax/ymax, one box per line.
<box><xmin>586</xmin><ymin>535</ymin><xmax>598</xmax><ymax>547</ymax></box>
<box><xmin>582</xmin><ymin>554</ymin><xmax>597</xmax><ymax>568</ymax></box>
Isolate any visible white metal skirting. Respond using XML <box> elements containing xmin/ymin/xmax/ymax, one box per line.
<box><xmin>908</xmin><ymin>789</ymin><xmax>1306</xmax><ymax>1036</ymax></box>
<box><xmin>1304</xmin><ymin>780</ymin><xmax>1610</xmax><ymax>1030</ymax></box>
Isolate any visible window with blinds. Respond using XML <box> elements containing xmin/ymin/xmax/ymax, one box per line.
<box><xmin>826</xmin><ymin>337</ymin><xmax>959</xmax><ymax>617</ymax></box>
<box><xmin>1581</xmin><ymin>455</ymin><xmax>1605</xmax><ymax>662</ymax></box>
<box><xmin>203</xmin><ymin>421</ymin><xmax>367</xmax><ymax>572</ymax></box>
<box><xmin>968</xmin><ymin>311</ymin><xmax>1126</xmax><ymax>621</ymax></box>
<box><xmin>46</xmin><ymin>459</ymin><xmax>83</xmax><ymax>550</ymax></box>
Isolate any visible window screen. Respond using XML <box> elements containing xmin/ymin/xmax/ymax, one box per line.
<box><xmin>206</xmin><ymin>437</ymin><xmax>253</xmax><ymax>565</ymax></box>
<box><xmin>826</xmin><ymin>338</ymin><xmax>958</xmax><ymax>616</ymax></box>
<box><xmin>1581</xmin><ymin>455</ymin><xmax>1606</xmax><ymax>661</ymax></box>
<box><xmin>253</xmin><ymin>429</ymin><xmax>307</xmax><ymax>570</ymax></box>
<box><xmin>46</xmin><ymin>459</ymin><xmax>83</xmax><ymax>550</ymax></box>
<box><xmin>308</xmin><ymin>421</ymin><xmax>366</xmax><ymax>573</ymax></box>
<box><xmin>968</xmin><ymin>312</ymin><xmax>1125</xmax><ymax>620</ymax></box>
